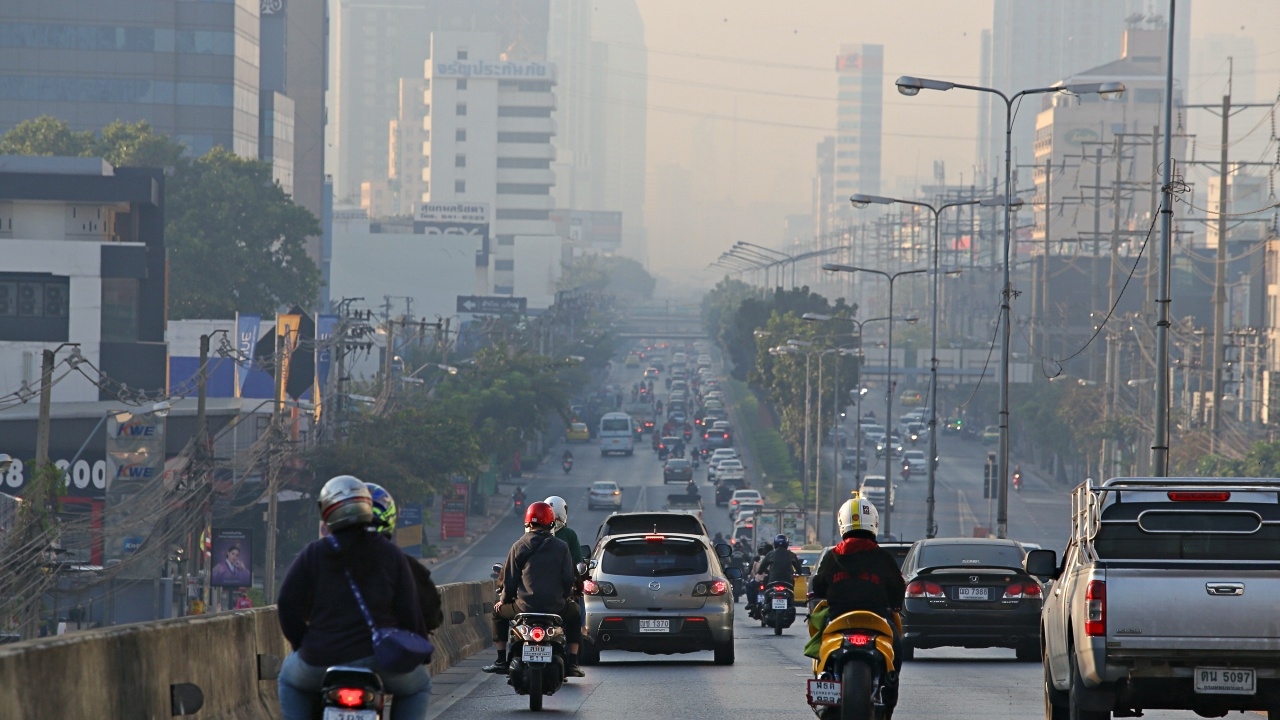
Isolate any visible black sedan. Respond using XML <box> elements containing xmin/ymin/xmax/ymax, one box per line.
<box><xmin>662</xmin><ymin>458</ymin><xmax>694</xmax><ymax>484</ymax></box>
<box><xmin>898</xmin><ymin>538</ymin><xmax>1042</xmax><ymax>661</ymax></box>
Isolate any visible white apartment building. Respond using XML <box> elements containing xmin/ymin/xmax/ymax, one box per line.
<box><xmin>834</xmin><ymin>44</ymin><xmax>884</xmax><ymax>200</ymax></box>
<box><xmin>396</xmin><ymin>32</ymin><xmax>558</xmax><ymax>295</ymax></box>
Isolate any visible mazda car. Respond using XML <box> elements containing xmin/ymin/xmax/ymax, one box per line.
<box><xmin>580</xmin><ymin>533</ymin><xmax>737</xmax><ymax>665</ymax></box>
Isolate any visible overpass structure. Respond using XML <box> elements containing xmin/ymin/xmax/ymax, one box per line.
<box><xmin>615</xmin><ymin>302</ymin><xmax>703</xmax><ymax>340</ymax></box>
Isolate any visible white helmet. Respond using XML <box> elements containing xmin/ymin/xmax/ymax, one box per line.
<box><xmin>544</xmin><ymin>495</ymin><xmax>569</xmax><ymax>531</ymax></box>
<box><xmin>837</xmin><ymin>497</ymin><xmax>880</xmax><ymax>538</ymax></box>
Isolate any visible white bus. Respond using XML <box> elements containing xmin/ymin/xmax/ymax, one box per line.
<box><xmin>598</xmin><ymin>412</ymin><xmax>635</xmax><ymax>456</ymax></box>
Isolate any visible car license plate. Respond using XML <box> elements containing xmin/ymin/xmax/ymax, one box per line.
<box><xmin>323</xmin><ymin>709</ymin><xmax>377</xmax><ymax>720</ymax></box>
<box><xmin>639</xmin><ymin>619</ymin><xmax>670</xmax><ymax>633</ymax></box>
<box><xmin>807</xmin><ymin>679</ymin><xmax>841</xmax><ymax>706</ymax></box>
<box><xmin>956</xmin><ymin>586</ymin><xmax>988</xmax><ymax>600</ymax></box>
<box><xmin>1195</xmin><ymin>667</ymin><xmax>1255</xmax><ymax>695</ymax></box>
<box><xmin>772</xmin><ymin>598</ymin><xmax>789</xmax><ymax>610</ymax></box>
<box><xmin>522</xmin><ymin>643</ymin><xmax>552</xmax><ymax>663</ymax></box>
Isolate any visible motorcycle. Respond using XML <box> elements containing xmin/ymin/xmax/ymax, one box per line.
<box><xmin>318</xmin><ymin>665</ymin><xmax>384</xmax><ymax>720</ymax></box>
<box><xmin>805</xmin><ymin>600</ymin><xmax>900</xmax><ymax>720</ymax></box>
<box><xmin>507</xmin><ymin>612</ymin><xmax>568</xmax><ymax>711</ymax></box>
<box><xmin>1012</xmin><ymin>472</ymin><xmax>1022</xmax><ymax>492</ymax></box>
<box><xmin>763</xmin><ymin>580</ymin><xmax>797</xmax><ymax>636</ymax></box>
<box><xmin>691</xmin><ymin>454</ymin><xmax>701</xmax><ymax>469</ymax></box>
<box><xmin>562</xmin><ymin>459</ymin><xmax>573</xmax><ymax>474</ymax></box>
<box><xmin>513</xmin><ymin>497</ymin><xmax>527</xmax><ymax>518</ymax></box>
<box><xmin>747</xmin><ymin>580</ymin><xmax>766</xmax><ymax>620</ymax></box>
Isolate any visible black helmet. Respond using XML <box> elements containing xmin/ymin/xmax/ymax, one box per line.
<box><xmin>774</xmin><ymin>534</ymin><xmax>788</xmax><ymax>549</ymax></box>
<box><xmin>757</xmin><ymin>543</ymin><xmax>771</xmax><ymax>555</ymax></box>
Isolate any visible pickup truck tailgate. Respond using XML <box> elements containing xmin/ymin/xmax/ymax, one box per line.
<box><xmin>1105</xmin><ymin>566</ymin><xmax>1280</xmax><ymax>647</ymax></box>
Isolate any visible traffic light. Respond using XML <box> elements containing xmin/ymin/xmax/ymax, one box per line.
<box><xmin>983</xmin><ymin>463</ymin><xmax>992</xmax><ymax>499</ymax></box>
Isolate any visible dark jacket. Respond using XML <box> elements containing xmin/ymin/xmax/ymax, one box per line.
<box><xmin>501</xmin><ymin>529</ymin><xmax>574</xmax><ymax>613</ymax></box>
<box><xmin>758</xmin><ymin>547</ymin><xmax>803</xmax><ymax>584</ymax></box>
<box><xmin>810</xmin><ymin>536</ymin><xmax>906</xmax><ymax>619</ymax></box>
<box><xmin>408</xmin><ymin>559</ymin><xmax>443</xmax><ymax>633</ymax></box>
<box><xmin>277</xmin><ymin>529</ymin><xmax>425</xmax><ymax>667</ymax></box>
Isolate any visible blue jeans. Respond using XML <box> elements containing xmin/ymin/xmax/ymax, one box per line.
<box><xmin>278</xmin><ymin>651</ymin><xmax>431</xmax><ymax>720</ymax></box>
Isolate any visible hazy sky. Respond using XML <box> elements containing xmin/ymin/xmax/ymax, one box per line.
<box><xmin>625</xmin><ymin>0</ymin><xmax>1280</xmax><ymax>273</ymax></box>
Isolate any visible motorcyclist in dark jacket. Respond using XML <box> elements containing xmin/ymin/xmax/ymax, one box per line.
<box><xmin>757</xmin><ymin>534</ymin><xmax>803</xmax><ymax>585</ymax></box>
<box><xmin>811</xmin><ymin>498</ymin><xmax>905</xmax><ymax>620</ymax></box>
<box><xmin>491</xmin><ymin>502</ymin><xmax>581</xmax><ymax>673</ymax></box>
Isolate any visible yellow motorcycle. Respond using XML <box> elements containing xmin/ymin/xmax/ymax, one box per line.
<box><xmin>804</xmin><ymin>600</ymin><xmax>900</xmax><ymax>720</ymax></box>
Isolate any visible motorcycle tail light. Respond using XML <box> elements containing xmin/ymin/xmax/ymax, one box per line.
<box><xmin>529</xmin><ymin>626</ymin><xmax>546</xmax><ymax>642</ymax></box>
<box><xmin>334</xmin><ymin>688</ymin><xmax>366</xmax><ymax>708</ymax></box>
<box><xmin>844</xmin><ymin>633</ymin><xmax>872</xmax><ymax>647</ymax></box>
<box><xmin>774</xmin><ymin>585</ymin><xmax>788</xmax><ymax>592</ymax></box>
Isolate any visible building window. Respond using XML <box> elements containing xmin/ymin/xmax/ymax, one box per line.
<box><xmin>457</xmin><ymin>79</ymin><xmax>468</xmax><ymax>91</ymax></box>
<box><xmin>456</xmin><ymin>103</ymin><xmax>467</xmax><ymax>116</ymax></box>
<box><xmin>497</xmin><ymin>157</ymin><xmax>553</xmax><ymax>169</ymax></box>
<box><xmin>423</xmin><ymin>155</ymin><xmax>429</xmax><ymax>167</ymax></box>
<box><xmin>457</xmin><ymin>49</ymin><xmax>468</xmax><ymax>60</ymax></box>
<box><xmin>100</xmin><ymin>278</ymin><xmax>138</xmax><ymax>343</ymax></box>
<box><xmin>455</xmin><ymin>154</ymin><xmax>466</xmax><ymax>168</ymax></box>
<box><xmin>497</xmin><ymin>106</ymin><xmax>554</xmax><ymax>118</ymax></box>
<box><xmin>497</xmin><ymin>132</ymin><xmax>553</xmax><ymax>144</ymax></box>
<box><xmin>0</xmin><ymin>273</ymin><xmax>70</xmax><ymax>342</ymax></box>
<box><xmin>497</xmin><ymin>183</ymin><xmax>551</xmax><ymax>195</ymax></box>
<box><xmin>496</xmin><ymin>234</ymin><xmax>516</xmax><ymax>246</ymax></box>
<box><xmin>494</xmin><ymin>259</ymin><xmax>515</xmax><ymax>271</ymax></box>
<box><xmin>456</xmin><ymin>128</ymin><xmax>466</xmax><ymax>142</ymax></box>
<box><xmin>494</xmin><ymin>285</ymin><xmax>514</xmax><ymax>294</ymax></box>
<box><xmin>455</xmin><ymin>180</ymin><xmax>466</xmax><ymax>193</ymax></box>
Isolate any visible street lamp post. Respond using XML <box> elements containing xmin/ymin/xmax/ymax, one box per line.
<box><xmin>894</xmin><ymin>75</ymin><xmax>1125</xmax><ymax>538</ymax></box>
<box><xmin>819</xmin><ymin>265</ymin><xmax>927</xmax><ymax>540</ymax></box>
<box><xmin>770</xmin><ymin>343</ymin><xmax>815</xmax><ymax>540</ymax></box>
<box><xmin>848</xmin><ymin>194</ymin><xmax>1002</xmax><ymax>537</ymax></box>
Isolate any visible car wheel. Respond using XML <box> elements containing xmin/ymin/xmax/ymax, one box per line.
<box><xmin>713</xmin><ymin>639</ymin><xmax>735</xmax><ymax>665</ymax></box>
<box><xmin>1016</xmin><ymin>640</ymin><xmax>1040</xmax><ymax>662</ymax></box>
<box><xmin>1068</xmin><ymin>653</ymin><xmax>1109</xmax><ymax>720</ymax></box>
<box><xmin>579</xmin><ymin>638</ymin><xmax>600</xmax><ymax>666</ymax></box>
<box><xmin>898</xmin><ymin>640</ymin><xmax>914</xmax><ymax>662</ymax></box>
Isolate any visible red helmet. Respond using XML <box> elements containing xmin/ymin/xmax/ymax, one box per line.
<box><xmin>524</xmin><ymin>501</ymin><xmax>555</xmax><ymax>529</ymax></box>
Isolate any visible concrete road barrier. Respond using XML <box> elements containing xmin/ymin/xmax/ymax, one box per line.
<box><xmin>0</xmin><ymin>579</ymin><xmax>495</xmax><ymax>720</ymax></box>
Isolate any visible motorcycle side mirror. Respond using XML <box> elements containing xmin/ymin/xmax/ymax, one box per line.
<box><xmin>725</xmin><ymin>566</ymin><xmax>743</xmax><ymax>580</ymax></box>
<box><xmin>581</xmin><ymin>544</ymin><xmax>591</xmax><ymax>559</ymax></box>
<box><xmin>714</xmin><ymin>542</ymin><xmax>732</xmax><ymax>559</ymax></box>
<box><xmin>575</xmin><ymin>561</ymin><xmax>588</xmax><ymax>575</ymax></box>
<box><xmin>588</xmin><ymin>559</ymin><xmax>598</xmax><ymax>570</ymax></box>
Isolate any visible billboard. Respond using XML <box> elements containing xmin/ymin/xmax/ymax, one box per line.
<box><xmin>433</xmin><ymin>61</ymin><xmax>551</xmax><ymax>79</ymax></box>
<box><xmin>414</xmin><ymin>203</ymin><xmax>491</xmax><ymax>258</ymax></box>
<box><xmin>210</xmin><ymin>528</ymin><xmax>253</xmax><ymax>588</ymax></box>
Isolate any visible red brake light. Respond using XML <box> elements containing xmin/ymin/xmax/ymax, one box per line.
<box><xmin>336</xmin><ymin>688</ymin><xmax>365</xmax><ymax>708</ymax></box>
<box><xmin>1168</xmin><ymin>491</ymin><xmax>1230</xmax><ymax>502</ymax></box>
<box><xmin>905</xmin><ymin>580</ymin><xmax>945</xmax><ymax>599</ymax></box>
<box><xmin>529</xmin><ymin>626</ymin><xmax>546</xmax><ymax>642</ymax></box>
<box><xmin>1003</xmin><ymin>582</ymin><xmax>1042</xmax><ymax>599</ymax></box>
<box><xmin>1085</xmin><ymin>580</ymin><xmax>1106</xmax><ymax>636</ymax></box>
<box><xmin>645</xmin><ymin>534</ymin><xmax>665</xmax><ymax>543</ymax></box>
<box><xmin>583</xmin><ymin>580</ymin><xmax>600</xmax><ymax>595</ymax></box>
<box><xmin>703</xmin><ymin>433</ymin><xmax>709</xmax><ymax>439</ymax></box>
<box><xmin>711</xmin><ymin>580</ymin><xmax>728</xmax><ymax>595</ymax></box>
<box><xmin>774</xmin><ymin>584</ymin><xmax>788</xmax><ymax>592</ymax></box>
<box><xmin>845</xmin><ymin>633</ymin><xmax>872</xmax><ymax>647</ymax></box>
<box><xmin>1022</xmin><ymin>582</ymin><xmax>1042</xmax><ymax>597</ymax></box>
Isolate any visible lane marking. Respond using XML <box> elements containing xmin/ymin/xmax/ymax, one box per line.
<box><xmin>956</xmin><ymin>488</ymin><xmax>980</xmax><ymax>534</ymax></box>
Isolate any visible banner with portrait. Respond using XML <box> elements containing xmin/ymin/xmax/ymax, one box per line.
<box><xmin>210</xmin><ymin>528</ymin><xmax>253</xmax><ymax>588</ymax></box>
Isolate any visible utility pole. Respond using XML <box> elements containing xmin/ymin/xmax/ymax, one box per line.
<box><xmin>265</xmin><ymin>331</ymin><xmax>286</xmax><ymax>604</ymax></box>
<box><xmin>1209</xmin><ymin>92</ymin><xmax>1230</xmax><ymax>454</ymax></box>
<box><xmin>35</xmin><ymin>349</ymin><xmax>54</xmax><ymax>467</ymax></box>
<box><xmin>197</xmin><ymin>333</ymin><xmax>211</xmax><ymax>606</ymax></box>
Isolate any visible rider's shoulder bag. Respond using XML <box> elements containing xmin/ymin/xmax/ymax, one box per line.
<box><xmin>326</xmin><ymin>535</ymin><xmax>434</xmax><ymax>674</ymax></box>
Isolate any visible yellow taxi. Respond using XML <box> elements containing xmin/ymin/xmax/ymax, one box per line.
<box><xmin>625</xmin><ymin>354</ymin><xmax>640</xmax><ymax>367</ymax></box>
<box><xmin>566</xmin><ymin>422</ymin><xmax>591</xmax><ymax>443</ymax></box>
<box><xmin>794</xmin><ymin>544</ymin><xmax>826</xmax><ymax>607</ymax></box>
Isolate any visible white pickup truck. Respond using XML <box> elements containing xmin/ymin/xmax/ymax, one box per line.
<box><xmin>1031</xmin><ymin>477</ymin><xmax>1280</xmax><ymax>719</ymax></box>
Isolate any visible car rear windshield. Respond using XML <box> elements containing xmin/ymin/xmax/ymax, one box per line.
<box><xmin>592</xmin><ymin>483</ymin><xmax>616</xmax><ymax>491</ymax></box>
<box><xmin>603</xmin><ymin>540</ymin><xmax>709</xmax><ymax>577</ymax></box>
<box><xmin>602</xmin><ymin>515</ymin><xmax>703</xmax><ymax>536</ymax></box>
<box><xmin>601</xmin><ymin>418</ymin><xmax>630</xmax><ymax>432</ymax></box>
<box><xmin>918</xmin><ymin>543</ymin><xmax>1024</xmax><ymax>569</ymax></box>
<box><xmin>666</xmin><ymin>459</ymin><xmax>690</xmax><ymax>469</ymax></box>
<box><xmin>1096</xmin><ymin>502</ymin><xmax>1280</xmax><ymax>560</ymax></box>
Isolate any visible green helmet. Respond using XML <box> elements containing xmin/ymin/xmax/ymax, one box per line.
<box><xmin>365</xmin><ymin>482</ymin><xmax>397</xmax><ymax>539</ymax></box>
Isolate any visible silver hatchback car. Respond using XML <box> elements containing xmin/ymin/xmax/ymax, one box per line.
<box><xmin>579</xmin><ymin>532</ymin><xmax>737</xmax><ymax>665</ymax></box>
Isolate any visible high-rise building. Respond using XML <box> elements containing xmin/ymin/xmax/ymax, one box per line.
<box><xmin>328</xmin><ymin>0</ymin><xmax>550</xmax><ymax>207</ymax></box>
<box><xmin>980</xmin><ymin>0</ymin><xmax>1190</xmax><ymax>183</ymax></box>
<box><xmin>548</xmin><ymin>0</ymin><xmax>648</xmax><ymax>262</ymax></box>
<box><xmin>394</xmin><ymin>32</ymin><xmax>558</xmax><ymax>296</ymax></box>
<box><xmin>813</xmin><ymin>136</ymin><xmax>836</xmax><ymax>240</ymax></box>
<box><xmin>0</xmin><ymin>0</ymin><xmax>261</xmax><ymax>158</ymax></box>
<box><xmin>259</xmin><ymin>0</ymin><xmax>328</xmax><ymax>270</ymax></box>
<box><xmin>834</xmin><ymin>44</ymin><xmax>884</xmax><ymax>199</ymax></box>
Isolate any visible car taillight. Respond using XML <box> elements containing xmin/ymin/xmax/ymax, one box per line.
<box><xmin>703</xmin><ymin>433</ymin><xmax>709</xmax><ymax>439</ymax></box>
<box><xmin>845</xmin><ymin>633</ymin><xmax>872</xmax><ymax>647</ymax></box>
<box><xmin>529</xmin><ymin>626</ymin><xmax>546</xmax><ymax>642</ymax></box>
<box><xmin>334</xmin><ymin>688</ymin><xmax>366</xmax><ymax>708</ymax></box>
<box><xmin>583</xmin><ymin>579</ymin><xmax>599</xmax><ymax>595</ymax></box>
<box><xmin>1003</xmin><ymin>582</ymin><xmax>1042</xmax><ymax>599</ymax></box>
<box><xmin>1085</xmin><ymin>580</ymin><xmax>1106</xmax><ymax>636</ymax></box>
<box><xmin>905</xmin><ymin>580</ymin><xmax>945</xmax><ymax>599</ymax></box>
<box><xmin>694</xmin><ymin>580</ymin><xmax>729</xmax><ymax>596</ymax></box>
